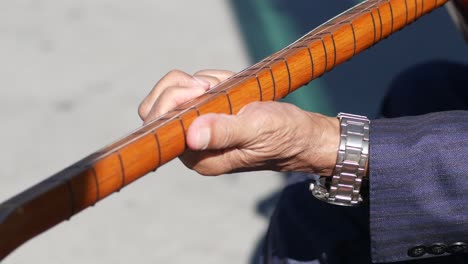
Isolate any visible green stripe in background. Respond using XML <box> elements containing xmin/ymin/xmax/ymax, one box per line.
<box><xmin>229</xmin><ymin>0</ymin><xmax>334</xmax><ymax>115</ymax></box>
<box><xmin>229</xmin><ymin>0</ymin><xmax>364</xmax><ymax>116</ymax></box>
<box><xmin>253</xmin><ymin>0</ymin><xmax>335</xmax><ymax>115</ymax></box>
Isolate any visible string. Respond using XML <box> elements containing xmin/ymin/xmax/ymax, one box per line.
<box><xmin>1</xmin><ymin>0</ymin><xmax>411</xmax><ymax>210</ymax></box>
<box><xmin>1</xmin><ymin>1</ymin><xmax>449</xmax><ymax>259</ymax></box>
<box><xmin>86</xmin><ymin>0</ymin><xmax>382</xmax><ymax>166</ymax></box>
<box><xmin>2</xmin><ymin>1</ymin><xmax>388</xmax><ymax>191</ymax></box>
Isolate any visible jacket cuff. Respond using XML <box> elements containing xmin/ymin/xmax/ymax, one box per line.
<box><xmin>369</xmin><ymin>111</ymin><xmax>468</xmax><ymax>263</ymax></box>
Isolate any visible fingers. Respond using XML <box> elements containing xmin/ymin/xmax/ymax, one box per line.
<box><xmin>139</xmin><ymin>69</ymin><xmax>235</xmax><ymax>122</ymax></box>
<box><xmin>194</xmin><ymin>69</ymin><xmax>235</xmax><ymax>83</ymax></box>
<box><xmin>192</xmin><ymin>75</ymin><xmax>223</xmax><ymax>88</ymax></box>
<box><xmin>180</xmin><ymin>101</ymin><xmax>324</xmax><ymax>176</ymax></box>
<box><xmin>181</xmin><ymin>108</ymin><xmax>257</xmax><ymax>175</ymax></box>
<box><xmin>138</xmin><ymin>70</ymin><xmax>210</xmax><ymax>120</ymax></box>
<box><xmin>186</xmin><ymin>113</ymin><xmax>254</xmax><ymax>151</ymax></box>
<box><xmin>143</xmin><ymin>85</ymin><xmax>207</xmax><ymax>124</ymax></box>
<box><xmin>180</xmin><ymin>149</ymin><xmax>249</xmax><ymax>176</ymax></box>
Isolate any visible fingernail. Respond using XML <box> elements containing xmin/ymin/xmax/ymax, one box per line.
<box><xmin>193</xmin><ymin>76</ymin><xmax>210</xmax><ymax>87</ymax></box>
<box><xmin>194</xmin><ymin>126</ymin><xmax>211</xmax><ymax>150</ymax></box>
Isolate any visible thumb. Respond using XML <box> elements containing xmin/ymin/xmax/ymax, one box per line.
<box><xmin>186</xmin><ymin>113</ymin><xmax>251</xmax><ymax>151</ymax></box>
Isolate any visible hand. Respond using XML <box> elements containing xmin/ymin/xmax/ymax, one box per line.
<box><xmin>139</xmin><ymin>70</ymin><xmax>340</xmax><ymax>176</ymax></box>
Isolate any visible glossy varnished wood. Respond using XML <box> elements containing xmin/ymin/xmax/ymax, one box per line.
<box><xmin>0</xmin><ymin>0</ymin><xmax>449</xmax><ymax>259</ymax></box>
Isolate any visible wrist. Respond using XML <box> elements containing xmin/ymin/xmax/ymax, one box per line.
<box><xmin>310</xmin><ymin>112</ymin><xmax>370</xmax><ymax>206</ymax></box>
<box><xmin>303</xmin><ymin>113</ymin><xmax>340</xmax><ymax>176</ymax></box>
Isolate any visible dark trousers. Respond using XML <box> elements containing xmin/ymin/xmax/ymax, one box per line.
<box><xmin>260</xmin><ymin>61</ymin><xmax>468</xmax><ymax>264</ymax></box>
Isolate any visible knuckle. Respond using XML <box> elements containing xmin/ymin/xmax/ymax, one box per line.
<box><xmin>166</xmin><ymin>69</ymin><xmax>185</xmax><ymax>78</ymax></box>
<box><xmin>238</xmin><ymin>101</ymin><xmax>260</xmax><ymax>114</ymax></box>
<box><xmin>194</xmin><ymin>69</ymin><xmax>235</xmax><ymax>83</ymax></box>
<box><xmin>162</xmin><ymin>69</ymin><xmax>190</xmax><ymax>83</ymax></box>
<box><xmin>194</xmin><ymin>69</ymin><xmax>231</xmax><ymax>76</ymax></box>
<box><xmin>193</xmin><ymin>69</ymin><xmax>212</xmax><ymax>76</ymax></box>
<box><xmin>246</xmin><ymin>101</ymin><xmax>264</xmax><ymax>109</ymax></box>
<box><xmin>159</xmin><ymin>86</ymin><xmax>176</xmax><ymax>98</ymax></box>
<box><xmin>159</xmin><ymin>87</ymin><xmax>185</xmax><ymax>105</ymax></box>
<box><xmin>137</xmin><ymin>101</ymin><xmax>148</xmax><ymax>119</ymax></box>
<box><xmin>241</xmin><ymin>101</ymin><xmax>276</xmax><ymax>114</ymax></box>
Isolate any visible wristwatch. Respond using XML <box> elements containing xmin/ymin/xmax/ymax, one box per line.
<box><xmin>310</xmin><ymin>112</ymin><xmax>370</xmax><ymax>206</ymax></box>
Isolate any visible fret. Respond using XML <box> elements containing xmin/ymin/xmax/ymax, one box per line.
<box><xmin>415</xmin><ymin>0</ymin><xmax>419</xmax><ymax>18</ymax></box>
<box><xmin>404</xmin><ymin>0</ymin><xmax>410</xmax><ymax>24</ymax></box>
<box><xmin>91</xmin><ymin>165</ymin><xmax>100</xmax><ymax>205</ymax></box>
<box><xmin>306</xmin><ymin>37</ymin><xmax>328</xmax><ymax>77</ymax></box>
<box><xmin>92</xmin><ymin>154</ymin><xmax>124</xmax><ymax>199</ymax></box>
<box><xmin>340</xmin><ymin>21</ymin><xmax>358</xmax><ymax>57</ymax></box>
<box><xmin>369</xmin><ymin>8</ymin><xmax>378</xmax><ymax>44</ymax></box>
<box><xmin>322</xmin><ymin>32</ymin><xmax>338</xmax><ymax>71</ymax></box>
<box><xmin>228</xmin><ymin>71</ymin><xmax>264</xmax><ymax>102</ymax></box>
<box><xmin>291</xmin><ymin>45</ymin><xmax>314</xmax><ymax>77</ymax></box>
<box><xmin>156</xmin><ymin>119</ymin><xmax>186</xmax><ymax>165</ymax></box>
<box><xmin>272</xmin><ymin>57</ymin><xmax>292</xmax><ymax>94</ymax></box>
<box><xmin>387</xmin><ymin>0</ymin><xmax>395</xmax><ymax>33</ymax></box>
<box><xmin>222</xmin><ymin>91</ymin><xmax>234</xmax><ymax>114</ymax></box>
<box><xmin>408</xmin><ymin>0</ymin><xmax>418</xmax><ymax>22</ymax></box>
<box><xmin>376</xmin><ymin>5</ymin><xmax>384</xmax><ymax>41</ymax></box>
<box><xmin>153</xmin><ymin>131</ymin><xmax>162</xmax><ymax>170</ymax></box>
<box><xmin>264</xmin><ymin>66</ymin><xmax>277</xmax><ymax>101</ymax></box>
<box><xmin>177</xmin><ymin>115</ymin><xmax>188</xmax><ymax>149</ymax></box>
<box><xmin>422</xmin><ymin>0</ymin><xmax>426</xmax><ymax>17</ymax></box>
<box><xmin>116</xmin><ymin>151</ymin><xmax>126</xmax><ymax>190</ymax></box>
<box><xmin>193</xmin><ymin>107</ymin><xmax>201</xmax><ymax>117</ymax></box>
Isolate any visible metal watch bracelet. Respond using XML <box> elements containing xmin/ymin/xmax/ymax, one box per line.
<box><xmin>310</xmin><ymin>113</ymin><xmax>370</xmax><ymax>206</ymax></box>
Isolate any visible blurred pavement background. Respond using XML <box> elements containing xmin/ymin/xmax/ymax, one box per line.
<box><xmin>0</xmin><ymin>1</ymin><xmax>282</xmax><ymax>263</ymax></box>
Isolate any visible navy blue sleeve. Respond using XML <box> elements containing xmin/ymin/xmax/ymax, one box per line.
<box><xmin>369</xmin><ymin>111</ymin><xmax>468</xmax><ymax>263</ymax></box>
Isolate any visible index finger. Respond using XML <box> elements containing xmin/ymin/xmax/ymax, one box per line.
<box><xmin>138</xmin><ymin>70</ymin><xmax>210</xmax><ymax>120</ymax></box>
